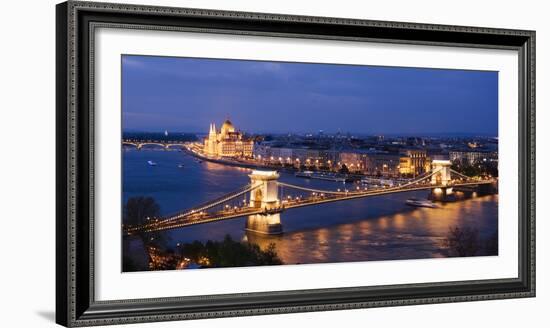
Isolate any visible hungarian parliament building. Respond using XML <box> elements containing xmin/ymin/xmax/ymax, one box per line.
<box><xmin>203</xmin><ymin>119</ymin><xmax>254</xmax><ymax>158</ymax></box>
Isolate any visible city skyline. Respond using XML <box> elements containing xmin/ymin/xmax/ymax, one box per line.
<box><xmin>122</xmin><ymin>127</ymin><xmax>498</xmax><ymax>138</ymax></box>
<box><xmin>122</xmin><ymin>55</ymin><xmax>498</xmax><ymax>136</ymax></box>
<box><xmin>122</xmin><ymin>55</ymin><xmax>500</xmax><ymax>271</ymax></box>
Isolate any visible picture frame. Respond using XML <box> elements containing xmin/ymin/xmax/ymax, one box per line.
<box><xmin>56</xmin><ymin>1</ymin><xmax>535</xmax><ymax>326</ymax></box>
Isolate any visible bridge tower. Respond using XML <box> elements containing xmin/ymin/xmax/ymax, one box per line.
<box><xmin>246</xmin><ymin>170</ymin><xmax>283</xmax><ymax>235</ymax></box>
<box><xmin>430</xmin><ymin>159</ymin><xmax>453</xmax><ymax>201</ymax></box>
<box><xmin>431</xmin><ymin>160</ymin><xmax>452</xmax><ymax>186</ymax></box>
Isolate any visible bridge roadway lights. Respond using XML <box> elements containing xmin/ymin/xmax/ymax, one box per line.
<box><xmin>245</xmin><ymin>170</ymin><xmax>283</xmax><ymax>235</ymax></box>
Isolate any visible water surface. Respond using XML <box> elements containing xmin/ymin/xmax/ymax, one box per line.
<box><xmin>123</xmin><ymin>148</ymin><xmax>498</xmax><ymax>264</ymax></box>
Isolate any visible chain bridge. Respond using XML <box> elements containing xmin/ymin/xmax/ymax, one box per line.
<box><xmin>124</xmin><ymin>160</ymin><xmax>496</xmax><ymax>235</ymax></box>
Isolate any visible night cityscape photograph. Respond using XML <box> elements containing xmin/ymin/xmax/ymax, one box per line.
<box><xmin>121</xmin><ymin>55</ymin><xmax>499</xmax><ymax>272</ymax></box>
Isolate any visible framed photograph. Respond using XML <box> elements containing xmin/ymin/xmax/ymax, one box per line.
<box><xmin>56</xmin><ymin>1</ymin><xmax>535</xmax><ymax>326</ymax></box>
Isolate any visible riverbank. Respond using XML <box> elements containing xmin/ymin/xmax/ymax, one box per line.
<box><xmin>183</xmin><ymin>146</ymin><xmax>367</xmax><ymax>182</ymax></box>
<box><xmin>183</xmin><ymin>147</ymin><xmax>302</xmax><ymax>173</ymax></box>
<box><xmin>122</xmin><ymin>150</ymin><xmax>499</xmax><ymax>267</ymax></box>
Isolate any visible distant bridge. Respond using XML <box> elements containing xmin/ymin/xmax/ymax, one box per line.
<box><xmin>122</xmin><ymin>139</ymin><xmax>188</xmax><ymax>150</ymax></box>
<box><xmin>124</xmin><ymin>160</ymin><xmax>497</xmax><ymax>235</ymax></box>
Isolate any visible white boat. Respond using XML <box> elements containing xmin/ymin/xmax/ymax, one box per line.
<box><xmin>295</xmin><ymin>171</ymin><xmax>314</xmax><ymax>178</ymax></box>
<box><xmin>406</xmin><ymin>198</ymin><xmax>438</xmax><ymax>208</ymax></box>
<box><xmin>295</xmin><ymin>171</ymin><xmax>349</xmax><ymax>182</ymax></box>
<box><xmin>147</xmin><ymin>160</ymin><xmax>157</xmax><ymax>166</ymax></box>
<box><xmin>177</xmin><ymin>163</ymin><xmax>184</xmax><ymax>168</ymax></box>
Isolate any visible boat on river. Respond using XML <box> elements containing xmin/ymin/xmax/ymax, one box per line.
<box><xmin>295</xmin><ymin>171</ymin><xmax>350</xmax><ymax>182</ymax></box>
<box><xmin>406</xmin><ymin>198</ymin><xmax>438</xmax><ymax>208</ymax></box>
<box><xmin>295</xmin><ymin>170</ymin><xmax>314</xmax><ymax>178</ymax></box>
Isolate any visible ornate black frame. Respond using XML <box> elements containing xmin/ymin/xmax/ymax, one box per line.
<box><xmin>56</xmin><ymin>1</ymin><xmax>536</xmax><ymax>326</ymax></box>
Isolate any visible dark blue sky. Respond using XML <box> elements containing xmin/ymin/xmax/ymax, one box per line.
<box><xmin>122</xmin><ymin>55</ymin><xmax>498</xmax><ymax>136</ymax></box>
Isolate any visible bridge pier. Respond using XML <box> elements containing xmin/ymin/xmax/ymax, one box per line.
<box><xmin>429</xmin><ymin>182</ymin><xmax>498</xmax><ymax>202</ymax></box>
<box><xmin>246</xmin><ymin>213</ymin><xmax>283</xmax><ymax>235</ymax></box>
<box><xmin>429</xmin><ymin>187</ymin><xmax>454</xmax><ymax>202</ymax></box>
<box><xmin>246</xmin><ymin>171</ymin><xmax>283</xmax><ymax>235</ymax></box>
<box><xmin>428</xmin><ymin>160</ymin><xmax>454</xmax><ymax>201</ymax></box>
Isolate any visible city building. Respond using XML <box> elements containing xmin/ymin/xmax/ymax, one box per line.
<box><xmin>398</xmin><ymin>149</ymin><xmax>431</xmax><ymax>176</ymax></box>
<box><xmin>338</xmin><ymin>151</ymin><xmax>403</xmax><ymax>176</ymax></box>
<box><xmin>339</xmin><ymin>152</ymin><xmax>368</xmax><ymax>172</ymax></box>
<box><xmin>337</xmin><ymin>149</ymin><xmax>431</xmax><ymax>177</ymax></box>
<box><xmin>203</xmin><ymin>120</ymin><xmax>254</xmax><ymax>158</ymax></box>
<box><xmin>291</xmin><ymin>148</ymin><xmax>321</xmax><ymax>167</ymax></box>
<box><xmin>364</xmin><ymin>153</ymin><xmax>401</xmax><ymax>176</ymax></box>
<box><xmin>449</xmin><ymin>150</ymin><xmax>497</xmax><ymax>165</ymax></box>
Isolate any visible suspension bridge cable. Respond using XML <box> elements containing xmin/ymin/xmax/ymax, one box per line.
<box><xmin>450</xmin><ymin>169</ymin><xmax>472</xmax><ymax>180</ymax></box>
<box><xmin>276</xmin><ymin>168</ymin><xmax>442</xmax><ymax>196</ymax></box>
<box><xmin>162</xmin><ymin>184</ymin><xmax>260</xmax><ymax>221</ymax></box>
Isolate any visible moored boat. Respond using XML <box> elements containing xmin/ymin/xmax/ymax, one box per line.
<box><xmin>295</xmin><ymin>170</ymin><xmax>314</xmax><ymax>178</ymax></box>
<box><xmin>295</xmin><ymin>171</ymin><xmax>350</xmax><ymax>182</ymax></box>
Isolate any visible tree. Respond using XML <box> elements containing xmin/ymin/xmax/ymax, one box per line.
<box><xmin>451</xmin><ymin>160</ymin><xmax>499</xmax><ymax>178</ymax></box>
<box><xmin>318</xmin><ymin>164</ymin><xmax>330</xmax><ymax>172</ymax></box>
<box><xmin>122</xmin><ymin>254</ymin><xmax>139</xmax><ymax>272</ymax></box>
<box><xmin>260</xmin><ymin>243</ymin><xmax>283</xmax><ymax>265</ymax></box>
<box><xmin>339</xmin><ymin>164</ymin><xmax>350</xmax><ymax>174</ymax></box>
<box><xmin>123</xmin><ymin>196</ymin><xmax>160</xmax><ymax>226</ymax></box>
<box><xmin>444</xmin><ymin>226</ymin><xmax>481</xmax><ymax>257</ymax></box>
<box><xmin>123</xmin><ymin>196</ymin><xmax>168</xmax><ymax>252</ymax></box>
<box><xmin>177</xmin><ymin>235</ymin><xmax>284</xmax><ymax>268</ymax></box>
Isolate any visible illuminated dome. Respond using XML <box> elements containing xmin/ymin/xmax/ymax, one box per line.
<box><xmin>220</xmin><ymin>119</ymin><xmax>235</xmax><ymax>136</ymax></box>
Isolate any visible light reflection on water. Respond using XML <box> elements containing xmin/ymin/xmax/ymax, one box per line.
<box><xmin>123</xmin><ymin>149</ymin><xmax>498</xmax><ymax>264</ymax></box>
<box><xmin>246</xmin><ymin>195</ymin><xmax>498</xmax><ymax>264</ymax></box>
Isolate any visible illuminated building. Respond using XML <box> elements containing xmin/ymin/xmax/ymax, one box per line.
<box><xmin>449</xmin><ymin>150</ymin><xmax>496</xmax><ymax>165</ymax></box>
<box><xmin>340</xmin><ymin>152</ymin><xmax>401</xmax><ymax>177</ymax></box>
<box><xmin>398</xmin><ymin>149</ymin><xmax>431</xmax><ymax>176</ymax></box>
<box><xmin>339</xmin><ymin>152</ymin><xmax>367</xmax><ymax>172</ymax></box>
<box><xmin>363</xmin><ymin>153</ymin><xmax>401</xmax><ymax>176</ymax></box>
<box><xmin>203</xmin><ymin>119</ymin><xmax>254</xmax><ymax>158</ymax></box>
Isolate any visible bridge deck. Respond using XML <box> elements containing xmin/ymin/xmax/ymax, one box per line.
<box><xmin>124</xmin><ymin>180</ymin><xmax>495</xmax><ymax>234</ymax></box>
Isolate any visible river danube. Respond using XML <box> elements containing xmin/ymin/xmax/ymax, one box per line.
<box><xmin>123</xmin><ymin>148</ymin><xmax>498</xmax><ymax>264</ymax></box>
